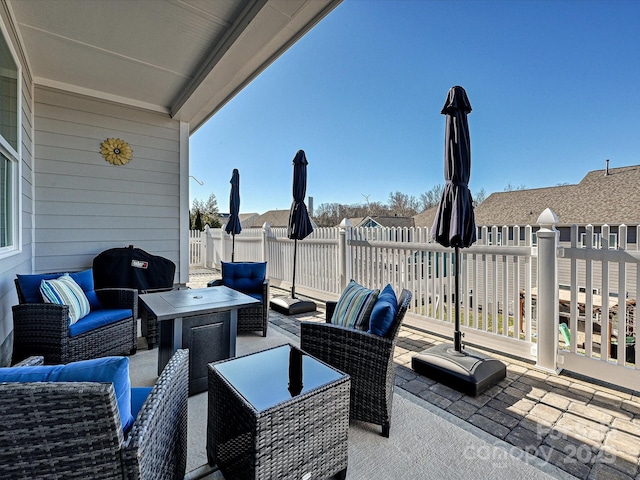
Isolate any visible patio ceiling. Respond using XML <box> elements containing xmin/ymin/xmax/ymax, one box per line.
<box><xmin>9</xmin><ymin>0</ymin><xmax>340</xmax><ymax>132</ymax></box>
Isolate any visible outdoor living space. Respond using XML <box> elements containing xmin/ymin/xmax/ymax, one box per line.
<box><xmin>184</xmin><ymin>267</ymin><xmax>640</xmax><ymax>480</ymax></box>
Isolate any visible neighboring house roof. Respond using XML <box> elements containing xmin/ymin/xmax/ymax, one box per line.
<box><xmin>413</xmin><ymin>207</ymin><xmax>439</xmax><ymax>228</ymax></box>
<box><xmin>475</xmin><ymin>164</ymin><xmax>640</xmax><ymax>227</ymax></box>
<box><xmin>353</xmin><ymin>216</ymin><xmax>415</xmax><ymax>229</ymax></box>
<box><xmin>11</xmin><ymin>0</ymin><xmax>340</xmax><ymax>132</ymax></box>
<box><xmin>250</xmin><ymin>210</ymin><xmax>317</xmax><ymax>229</ymax></box>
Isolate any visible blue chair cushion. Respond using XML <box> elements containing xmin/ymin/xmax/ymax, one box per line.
<box><xmin>129</xmin><ymin>387</ymin><xmax>152</xmax><ymax>432</ymax></box>
<box><xmin>0</xmin><ymin>356</ymin><xmax>133</xmax><ymax>431</ymax></box>
<box><xmin>221</xmin><ymin>262</ymin><xmax>266</xmax><ymax>296</ymax></box>
<box><xmin>17</xmin><ymin>269</ymin><xmax>103</xmax><ymax>310</ymax></box>
<box><xmin>368</xmin><ymin>284</ymin><xmax>398</xmax><ymax>337</ymax></box>
<box><xmin>69</xmin><ymin>309</ymin><xmax>132</xmax><ymax>337</ymax></box>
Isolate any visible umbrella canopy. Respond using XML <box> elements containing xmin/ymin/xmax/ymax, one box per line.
<box><xmin>225</xmin><ymin>169</ymin><xmax>242</xmax><ymax>236</ymax></box>
<box><xmin>287</xmin><ymin>150</ymin><xmax>314</xmax><ymax>241</ymax></box>
<box><xmin>431</xmin><ymin>86</ymin><xmax>476</xmax><ymax>248</ymax></box>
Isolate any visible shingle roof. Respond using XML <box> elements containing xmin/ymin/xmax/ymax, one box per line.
<box><xmin>354</xmin><ymin>216</ymin><xmax>415</xmax><ymax>228</ymax></box>
<box><xmin>413</xmin><ymin>207</ymin><xmax>439</xmax><ymax>228</ymax></box>
<box><xmin>249</xmin><ymin>210</ymin><xmax>292</xmax><ymax>228</ymax></box>
<box><xmin>474</xmin><ymin>164</ymin><xmax>640</xmax><ymax>227</ymax></box>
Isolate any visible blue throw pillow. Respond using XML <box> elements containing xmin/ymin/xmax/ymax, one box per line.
<box><xmin>368</xmin><ymin>284</ymin><xmax>398</xmax><ymax>337</ymax></box>
<box><xmin>331</xmin><ymin>280</ymin><xmax>379</xmax><ymax>330</ymax></box>
<box><xmin>40</xmin><ymin>274</ymin><xmax>91</xmax><ymax>324</ymax></box>
<box><xmin>0</xmin><ymin>356</ymin><xmax>133</xmax><ymax>431</ymax></box>
<box><xmin>221</xmin><ymin>261</ymin><xmax>266</xmax><ymax>295</ymax></box>
<box><xmin>17</xmin><ymin>269</ymin><xmax>103</xmax><ymax>310</ymax></box>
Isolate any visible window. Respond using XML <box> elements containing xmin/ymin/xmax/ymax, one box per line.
<box><xmin>0</xmin><ymin>24</ymin><xmax>19</xmax><ymax>255</ymax></box>
<box><xmin>579</xmin><ymin>232</ymin><xmax>618</xmax><ymax>249</ymax></box>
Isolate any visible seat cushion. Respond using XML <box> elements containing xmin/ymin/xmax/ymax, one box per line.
<box><xmin>69</xmin><ymin>308</ymin><xmax>133</xmax><ymax>337</ymax></box>
<box><xmin>331</xmin><ymin>280</ymin><xmax>379</xmax><ymax>330</ymax></box>
<box><xmin>129</xmin><ymin>387</ymin><xmax>152</xmax><ymax>432</ymax></box>
<box><xmin>221</xmin><ymin>261</ymin><xmax>266</xmax><ymax>295</ymax></box>
<box><xmin>368</xmin><ymin>284</ymin><xmax>398</xmax><ymax>337</ymax></box>
<box><xmin>0</xmin><ymin>356</ymin><xmax>133</xmax><ymax>431</ymax></box>
<box><xmin>40</xmin><ymin>274</ymin><xmax>91</xmax><ymax>325</ymax></box>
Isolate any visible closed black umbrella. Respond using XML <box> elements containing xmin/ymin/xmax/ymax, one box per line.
<box><xmin>288</xmin><ymin>150</ymin><xmax>314</xmax><ymax>298</ymax></box>
<box><xmin>432</xmin><ymin>85</ymin><xmax>476</xmax><ymax>352</ymax></box>
<box><xmin>225</xmin><ymin>169</ymin><xmax>242</xmax><ymax>262</ymax></box>
<box><xmin>269</xmin><ymin>150</ymin><xmax>317</xmax><ymax>315</ymax></box>
<box><xmin>412</xmin><ymin>86</ymin><xmax>505</xmax><ymax>396</ymax></box>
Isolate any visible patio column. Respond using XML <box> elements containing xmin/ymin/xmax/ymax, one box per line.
<box><xmin>536</xmin><ymin>208</ymin><xmax>560</xmax><ymax>373</ymax></box>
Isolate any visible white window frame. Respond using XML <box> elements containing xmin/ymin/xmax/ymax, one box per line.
<box><xmin>0</xmin><ymin>16</ymin><xmax>22</xmax><ymax>259</ymax></box>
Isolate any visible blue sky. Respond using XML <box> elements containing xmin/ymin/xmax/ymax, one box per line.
<box><xmin>189</xmin><ymin>0</ymin><xmax>640</xmax><ymax>215</ymax></box>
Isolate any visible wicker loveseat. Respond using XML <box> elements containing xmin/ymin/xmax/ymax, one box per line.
<box><xmin>301</xmin><ymin>286</ymin><xmax>411</xmax><ymax>437</ymax></box>
<box><xmin>207</xmin><ymin>261</ymin><xmax>269</xmax><ymax>337</ymax></box>
<box><xmin>13</xmin><ymin>269</ymin><xmax>138</xmax><ymax>364</ymax></box>
<box><xmin>0</xmin><ymin>349</ymin><xmax>189</xmax><ymax>479</ymax></box>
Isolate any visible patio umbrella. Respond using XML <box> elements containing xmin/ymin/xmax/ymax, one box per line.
<box><xmin>225</xmin><ymin>169</ymin><xmax>242</xmax><ymax>262</ymax></box>
<box><xmin>412</xmin><ymin>86</ymin><xmax>505</xmax><ymax>396</ymax></box>
<box><xmin>287</xmin><ymin>150</ymin><xmax>314</xmax><ymax>298</ymax></box>
<box><xmin>432</xmin><ymin>85</ymin><xmax>476</xmax><ymax>352</ymax></box>
<box><xmin>269</xmin><ymin>150</ymin><xmax>316</xmax><ymax>315</ymax></box>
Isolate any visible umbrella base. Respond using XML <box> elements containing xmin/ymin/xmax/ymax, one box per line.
<box><xmin>269</xmin><ymin>296</ymin><xmax>317</xmax><ymax>316</ymax></box>
<box><xmin>411</xmin><ymin>343</ymin><xmax>506</xmax><ymax>396</ymax></box>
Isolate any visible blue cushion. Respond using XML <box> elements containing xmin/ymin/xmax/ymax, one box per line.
<box><xmin>0</xmin><ymin>356</ymin><xmax>133</xmax><ymax>431</ymax></box>
<box><xmin>331</xmin><ymin>280</ymin><xmax>380</xmax><ymax>330</ymax></box>
<box><xmin>17</xmin><ymin>269</ymin><xmax>103</xmax><ymax>310</ymax></box>
<box><xmin>221</xmin><ymin>262</ymin><xmax>266</xmax><ymax>295</ymax></box>
<box><xmin>69</xmin><ymin>308</ymin><xmax>132</xmax><ymax>337</ymax></box>
<box><xmin>368</xmin><ymin>284</ymin><xmax>398</xmax><ymax>337</ymax></box>
<box><xmin>130</xmin><ymin>387</ymin><xmax>152</xmax><ymax>432</ymax></box>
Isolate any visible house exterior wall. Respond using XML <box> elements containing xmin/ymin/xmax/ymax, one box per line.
<box><xmin>33</xmin><ymin>86</ymin><xmax>182</xmax><ymax>274</ymax></box>
<box><xmin>0</xmin><ymin>4</ymin><xmax>185</xmax><ymax>363</ymax></box>
<box><xmin>0</xmin><ymin>2</ymin><xmax>34</xmax><ymax>363</ymax></box>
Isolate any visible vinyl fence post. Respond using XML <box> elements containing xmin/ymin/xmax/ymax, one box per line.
<box><xmin>262</xmin><ymin>223</ymin><xmax>270</xmax><ymax>277</ymax></box>
<box><xmin>536</xmin><ymin>208</ymin><xmax>560</xmax><ymax>373</ymax></box>
<box><xmin>338</xmin><ymin>218</ymin><xmax>351</xmax><ymax>292</ymax></box>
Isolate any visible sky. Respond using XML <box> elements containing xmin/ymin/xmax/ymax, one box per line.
<box><xmin>189</xmin><ymin>0</ymin><xmax>640</xmax><ymax>215</ymax></box>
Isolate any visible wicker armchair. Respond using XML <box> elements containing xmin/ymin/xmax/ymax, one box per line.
<box><xmin>300</xmin><ymin>288</ymin><xmax>411</xmax><ymax>437</ymax></box>
<box><xmin>13</xmin><ymin>273</ymin><xmax>138</xmax><ymax>365</ymax></box>
<box><xmin>0</xmin><ymin>349</ymin><xmax>189</xmax><ymax>479</ymax></box>
<box><xmin>208</xmin><ymin>262</ymin><xmax>269</xmax><ymax>337</ymax></box>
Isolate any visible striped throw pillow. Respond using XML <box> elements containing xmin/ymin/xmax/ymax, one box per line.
<box><xmin>40</xmin><ymin>274</ymin><xmax>91</xmax><ymax>325</ymax></box>
<box><xmin>331</xmin><ymin>280</ymin><xmax>380</xmax><ymax>330</ymax></box>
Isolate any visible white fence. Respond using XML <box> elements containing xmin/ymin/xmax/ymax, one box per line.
<box><xmin>190</xmin><ymin>213</ymin><xmax>640</xmax><ymax>389</ymax></box>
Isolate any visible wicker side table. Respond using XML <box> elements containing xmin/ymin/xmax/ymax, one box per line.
<box><xmin>207</xmin><ymin>344</ymin><xmax>350</xmax><ymax>480</ymax></box>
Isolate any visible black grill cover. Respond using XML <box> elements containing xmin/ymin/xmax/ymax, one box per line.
<box><xmin>93</xmin><ymin>246</ymin><xmax>176</xmax><ymax>292</ymax></box>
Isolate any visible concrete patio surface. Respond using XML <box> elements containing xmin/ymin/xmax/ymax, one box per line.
<box><xmin>188</xmin><ymin>267</ymin><xmax>640</xmax><ymax>480</ymax></box>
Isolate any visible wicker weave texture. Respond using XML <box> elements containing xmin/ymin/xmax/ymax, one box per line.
<box><xmin>13</xmin><ymin>280</ymin><xmax>138</xmax><ymax>364</ymax></box>
<box><xmin>300</xmin><ymin>289</ymin><xmax>411</xmax><ymax>437</ymax></box>
<box><xmin>207</xmin><ymin>350</ymin><xmax>350</xmax><ymax>480</ymax></box>
<box><xmin>0</xmin><ymin>349</ymin><xmax>188</xmax><ymax>480</ymax></box>
<box><xmin>208</xmin><ymin>279</ymin><xmax>269</xmax><ymax>337</ymax></box>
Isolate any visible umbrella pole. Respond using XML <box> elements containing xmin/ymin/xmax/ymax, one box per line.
<box><xmin>291</xmin><ymin>239</ymin><xmax>298</xmax><ymax>299</ymax></box>
<box><xmin>231</xmin><ymin>234</ymin><xmax>235</xmax><ymax>263</ymax></box>
<box><xmin>454</xmin><ymin>246</ymin><xmax>463</xmax><ymax>352</ymax></box>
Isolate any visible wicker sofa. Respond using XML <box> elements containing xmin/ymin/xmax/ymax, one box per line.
<box><xmin>0</xmin><ymin>349</ymin><xmax>189</xmax><ymax>479</ymax></box>
<box><xmin>12</xmin><ymin>269</ymin><xmax>138</xmax><ymax>364</ymax></box>
<box><xmin>207</xmin><ymin>261</ymin><xmax>269</xmax><ymax>337</ymax></box>
<box><xmin>300</xmin><ymin>288</ymin><xmax>411</xmax><ymax>437</ymax></box>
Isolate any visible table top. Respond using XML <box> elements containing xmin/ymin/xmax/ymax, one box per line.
<box><xmin>139</xmin><ymin>286</ymin><xmax>259</xmax><ymax>321</ymax></box>
<box><xmin>212</xmin><ymin>344</ymin><xmax>347</xmax><ymax>412</ymax></box>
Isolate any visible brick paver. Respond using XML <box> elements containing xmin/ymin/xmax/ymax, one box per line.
<box><xmin>189</xmin><ymin>268</ymin><xmax>640</xmax><ymax>480</ymax></box>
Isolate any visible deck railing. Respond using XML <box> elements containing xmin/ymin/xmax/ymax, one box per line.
<box><xmin>191</xmin><ymin>211</ymin><xmax>640</xmax><ymax>389</ymax></box>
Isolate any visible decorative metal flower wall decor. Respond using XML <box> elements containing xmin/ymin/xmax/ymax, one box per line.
<box><xmin>100</xmin><ymin>138</ymin><xmax>133</xmax><ymax>165</ymax></box>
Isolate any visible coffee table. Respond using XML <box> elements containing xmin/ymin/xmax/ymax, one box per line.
<box><xmin>139</xmin><ymin>286</ymin><xmax>259</xmax><ymax>394</ymax></box>
<box><xmin>207</xmin><ymin>344</ymin><xmax>350</xmax><ymax>480</ymax></box>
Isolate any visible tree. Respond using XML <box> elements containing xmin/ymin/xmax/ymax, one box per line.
<box><xmin>419</xmin><ymin>184</ymin><xmax>444</xmax><ymax>211</ymax></box>
<box><xmin>504</xmin><ymin>183</ymin><xmax>526</xmax><ymax>192</ymax></box>
<box><xmin>387</xmin><ymin>191</ymin><xmax>419</xmax><ymax>217</ymax></box>
<box><xmin>191</xmin><ymin>193</ymin><xmax>221</xmax><ymax>229</ymax></box>
<box><xmin>473</xmin><ymin>187</ymin><xmax>486</xmax><ymax>207</ymax></box>
<box><xmin>194</xmin><ymin>210</ymin><xmax>203</xmax><ymax>231</ymax></box>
